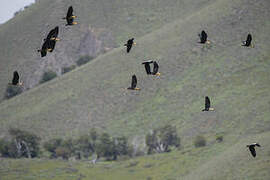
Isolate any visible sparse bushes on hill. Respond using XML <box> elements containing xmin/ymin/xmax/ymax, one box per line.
<box><xmin>76</xmin><ymin>55</ymin><xmax>94</xmax><ymax>66</ymax></box>
<box><xmin>146</xmin><ymin>125</ymin><xmax>180</xmax><ymax>154</ymax></box>
<box><xmin>0</xmin><ymin>128</ymin><xmax>40</xmax><ymax>158</ymax></box>
<box><xmin>194</xmin><ymin>135</ymin><xmax>206</xmax><ymax>147</ymax></box>
<box><xmin>62</xmin><ymin>65</ymin><xmax>76</xmax><ymax>74</ymax></box>
<box><xmin>4</xmin><ymin>85</ymin><xmax>23</xmax><ymax>99</ymax></box>
<box><xmin>40</xmin><ymin>70</ymin><xmax>57</xmax><ymax>84</ymax></box>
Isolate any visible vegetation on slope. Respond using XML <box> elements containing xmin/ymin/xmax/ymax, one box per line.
<box><xmin>0</xmin><ymin>0</ymin><xmax>270</xmax><ymax>179</ymax></box>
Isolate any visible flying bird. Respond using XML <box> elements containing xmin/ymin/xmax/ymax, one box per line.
<box><xmin>198</xmin><ymin>30</ymin><xmax>210</xmax><ymax>44</ymax></box>
<box><xmin>124</xmin><ymin>38</ymin><xmax>136</xmax><ymax>53</ymax></box>
<box><xmin>63</xmin><ymin>6</ymin><xmax>77</xmax><ymax>25</ymax></box>
<box><xmin>10</xmin><ymin>71</ymin><xmax>23</xmax><ymax>86</ymax></box>
<box><xmin>142</xmin><ymin>60</ymin><xmax>153</xmax><ymax>75</ymax></box>
<box><xmin>247</xmin><ymin>143</ymin><xmax>261</xmax><ymax>157</ymax></box>
<box><xmin>38</xmin><ymin>39</ymin><xmax>52</xmax><ymax>57</ymax></box>
<box><xmin>242</xmin><ymin>34</ymin><xmax>253</xmax><ymax>47</ymax></box>
<box><xmin>152</xmin><ymin>61</ymin><xmax>161</xmax><ymax>76</ymax></box>
<box><xmin>202</xmin><ymin>96</ymin><xmax>214</xmax><ymax>111</ymax></box>
<box><xmin>44</xmin><ymin>27</ymin><xmax>60</xmax><ymax>52</ymax></box>
<box><xmin>127</xmin><ymin>75</ymin><xmax>140</xmax><ymax>90</ymax></box>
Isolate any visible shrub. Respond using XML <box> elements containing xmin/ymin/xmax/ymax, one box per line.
<box><xmin>194</xmin><ymin>135</ymin><xmax>206</xmax><ymax>147</ymax></box>
<box><xmin>76</xmin><ymin>55</ymin><xmax>94</xmax><ymax>66</ymax></box>
<box><xmin>40</xmin><ymin>71</ymin><xmax>57</xmax><ymax>84</ymax></box>
<box><xmin>61</xmin><ymin>65</ymin><xmax>76</xmax><ymax>74</ymax></box>
<box><xmin>216</xmin><ymin>135</ymin><xmax>223</xmax><ymax>143</ymax></box>
<box><xmin>4</xmin><ymin>85</ymin><xmax>23</xmax><ymax>99</ymax></box>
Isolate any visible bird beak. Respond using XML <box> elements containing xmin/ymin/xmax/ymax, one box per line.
<box><xmin>71</xmin><ymin>16</ymin><xmax>77</xmax><ymax>18</ymax></box>
<box><xmin>72</xmin><ymin>22</ymin><xmax>78</xmax><ymax>25</ymax></box>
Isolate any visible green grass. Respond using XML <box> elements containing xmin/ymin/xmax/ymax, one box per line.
<box><xmin>0</xmin><ymin>0</ymin><xmax>270</xmax><ymax>179</ymax></box>
<box><xmin>1</xmin><ymin>131</ymin><xmax>269</xmax><ymax>180</ymax></box>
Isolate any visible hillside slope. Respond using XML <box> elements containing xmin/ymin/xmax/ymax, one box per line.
<box><xmin>0</xmin><ymin>0</ymin><xmax>214</xmax><ymax>100</ymax></box>
<box><xmin>0</xmin><ymin>0</ymin><xmax>270</xmax><ymax>179</ymax></box>
<box><xmin>0</xmin><ymin>0</ymin><xmax>269</xmax><ymax>142</ymax></box>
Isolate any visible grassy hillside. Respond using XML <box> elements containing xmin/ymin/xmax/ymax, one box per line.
<box><xmin>0</xmin><ymin>0</ymin><xmax>270</xmax><ymax>179</ymax></box>
<box><xmin>0</xmin><ymin>0</ymin><xmax>269</xmax><ymax>140</ymax></box>
<box><xmin>0</xmin><ymin>0</ymin><xmax>214</xmax><ymax>100</ymax></box>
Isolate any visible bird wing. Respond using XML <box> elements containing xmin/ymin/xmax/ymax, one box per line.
<box><xmin>46</xmin><ymin>28</ymin><xmax>56</xmax><ymax>40</ymax></box>
<box><xmin>48</xmin><ymin>40</ymin><xmax>56</xmax><ymax>52</ymax></box>
<box><xmin>249</xmin><ymin>146</ymin><xmax>256</xmax><ymax>157</ymax></box>
<box><xmin>131</xmin><ymin>75</ymin><xmax>137</xmax><ymax>89</ymax></box>
<box><xmin>246</xmin><ymin>34</ymin><xmax>252</xmax><ymax>45</ymax></box>
<box><xmin>205</xmin><ymin>96</ymin><xmax>210</xmax><ymax>109</ymax></box>
<box><xmin>152</xmin><ymin>61</ymin><xmax>159</xmax><ymax>74</ymax></box>
<box><xmin>201</xmin><ymin>31</ymin><xmax>207</xmax><ymax>43</ymax></box>
<box><xmin>255</xmin><ymin>143</ymin><xmax>261</xmax><ymax>147</ymax></box>
<box><xmin>53</xmin><ymin>26</ymin><xmax>59</xmax><ymax>38</ymax></box>
<box><xmin>127</xmin><ymin>44</ymin><xmax>132</xmax><ymax>53</ymax></box>
<box><xmin>144</xmin><ymin>63</ymin><xmax>151</xmax><ymax>74</ymax></box>
<box><xmin>67</xmin><ymin>6</ymin><xmax>73</xmax><ymax>18</ymax></box>
<box><xmin>12</xmin><ymin>71</ymin><xmax>19</xmax><ymax>85</ymax></box>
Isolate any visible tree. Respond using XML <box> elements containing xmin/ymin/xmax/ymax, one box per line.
<box><xmin>146</xmin><ymin>125</ymin><xmax>180</xmax><ymax>154</ymax></box>
<box><xmin>9</xmin><ymin>128</ymin><xmax>41</xmax><ymax>158</ymax></box>
<box><xmin>96</xmin><ymin>133</ymin><xmax>114</xmax><ymax>160</ymax></box>
<box><xmin>43</xmin><ymin>138</ymin><xmax>63</xmax><ymax>158</ymax></box>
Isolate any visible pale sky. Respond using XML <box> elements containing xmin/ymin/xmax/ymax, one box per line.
<box><xmin>0</xmin><ymin>0</ymin><xmax>35</xmax><ymax>24</ymax></box>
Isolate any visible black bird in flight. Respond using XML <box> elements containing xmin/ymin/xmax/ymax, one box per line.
<box><xmin>246</xmin><ymin>143</ymin><xmax>261</xmax><ymax>157</ymax></box>
<box><xmin>124</xmin><ymin>38</ymin><xmax>136</xmax><ymax>53</ymax></box>
<box><xmin>202</xmin><ymin>96</ymin><xmax>214</xmax><ymax>111</ymax></box>
<box><xmin>242</xmin><ymin>34</ymin><xmax>253</xmax><ymax>47</ymax></box>
<box><xmin>198</xmin><ymin>30</ymin><xmax>210</xmax><ymax>44</ymax></box>
<box><xmin>127</xmin><ymin>75</ymin><xmax>140</xmax><ymax>90</ymax></box>
<box><xmin>9</xmin><ymin>71</ymin><xmax>23</xmax><ymax>86</ymax></box>
<box><xmin>142</xmin><ymin>60</ymin><xmax>153</xmax><ymax>75</ymax></box>
<box><xmin>44</xmin><ymin>26</ymin><xmax>60</xmax><ymax>52</ymax></box>
<box><xmin>63</xmin><ymin>6</ymin><xmax>77</xmax><ymax>25</ymax></box>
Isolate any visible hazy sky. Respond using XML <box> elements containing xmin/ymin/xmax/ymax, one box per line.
<box><xmin>0</xmin><ymin>0</ymin><xmax>35</xmax><ymax>24</ymax></box>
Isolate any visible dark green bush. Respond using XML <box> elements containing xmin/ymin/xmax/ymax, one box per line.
<box><xmin>194</xmin><ymin>135</ymin><xmax>206</xmax><ymax>147</ymax></box>
<box><xmin>76</xmin><ymin>55</ymin><xmax>94</xmax><ymax>66</ymax></box>
<box><xmin>4</xmin><ymin>85</ymin><xmax>23</xmax><ymax>99</ymax></box>
<box><xmin>40</xmin><ymin>71</ymin><xmax>57</xmax><ymax>84</ymax></box>
<box><xmin>61</xmin><ymin>65</ymin><xmax>76</xmax><ymax>74</ymax></box>
<box><xmin>216</xmin><ymin>135</ymin><xmax>223</xmax><ymax>143</ymax></box>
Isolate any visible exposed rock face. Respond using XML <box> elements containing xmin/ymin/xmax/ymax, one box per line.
<box><xmin>25</xmin><ymin>25</ymin><xmax>114</xmax><ymax>90</ymax></box>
